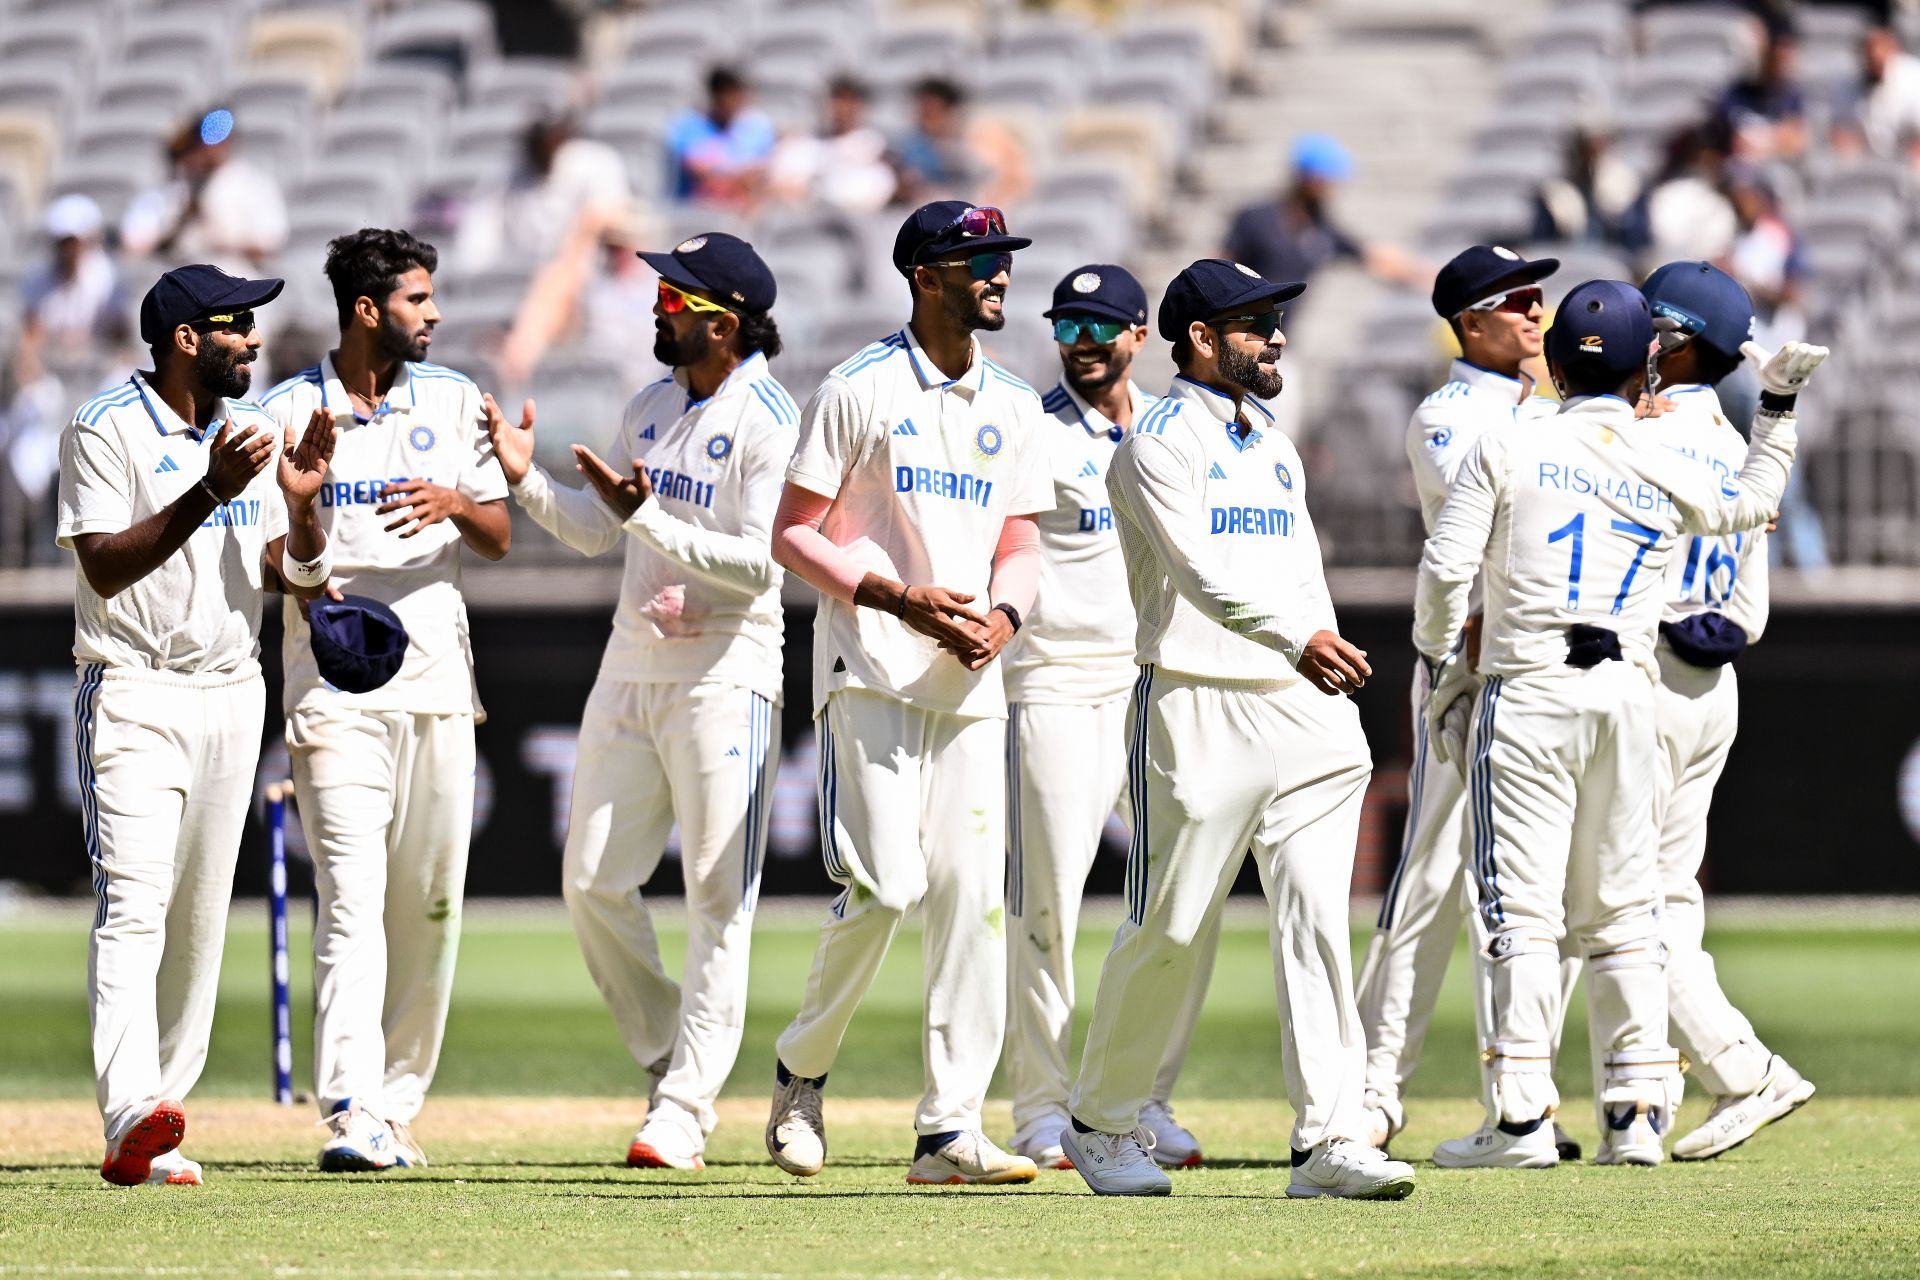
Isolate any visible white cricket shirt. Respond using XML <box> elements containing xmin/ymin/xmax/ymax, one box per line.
<box><xmin>56</xmin><ymin>374</ymin><xmax>289</xmax><ymax>677</ymax></box>
<box><xmin>1106</xmin><ymin>375</ymin><xmax>1337</xmax><ymax>688</ymax></box>
<box><xmin>511</xmin><ymin>351</ymin><xmax>795</xmax><ymax>703</ymax></box>
<box><xmin>261</xmin><ymin>356</ymin><xmax>506</xmax><ymax>718</ymax></box>
<box><xmin>1654</xmin><ymin>383</ymin><xmax>1769</xmax><ymax>642</ymax></box>
<box><xmin>786</xmin><ymin>324</ymin><xmax>1053</xmax><ymax>719</ymax></box>
<box><xmin>1414</xmin><ymin>394</ymin><xmax>1796</xmax><ymax>677</ymax></box>
<box><xmin>1001</xmin><ymin>377</ymin><xmax>1149</xmax><ymax>704</ymax></box>
<box><xmin>1407</xmin><ymin>359</ymin><xmax>1560</xmax><ymax>534</ymax></box>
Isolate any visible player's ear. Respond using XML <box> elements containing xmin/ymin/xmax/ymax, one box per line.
<box><xmin>1187</xmin><ymin>319</ymin><xmax>1214</xmax><ymax>361</ymax></box>
<box><xmin>353</xmin><ymin>293</ymin><xmax>381</xmax><ymax>331</ymax></box>
<box><xmin>172</xmin><ymin>323</ymin><xmax>199</xmax><ymax>360</ymax></box>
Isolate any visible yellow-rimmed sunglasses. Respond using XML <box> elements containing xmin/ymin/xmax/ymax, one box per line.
<box><xmin>189</xmin><ymin>310</ymin><xmax>257</xmax><ymax>335</ymax></box>
<box><xmin>657</xmin><ymin>280</ymin><xmax>732</xmax><ymax>315</ymax></box>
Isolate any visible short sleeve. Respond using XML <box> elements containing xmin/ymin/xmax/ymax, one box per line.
<box><xmin>1008</xmin><ymin>398</ymin><xmax>1055</xmax><ymax>515</ymax></box>
<box><xmin>786</xmin><ymin>376</ymin><xmax>866</xmax><ymax>499</ymax></box>
<box><xmin>456</xmin><ymin>383</ymin><xmax>509</xmax><ymax>503</ymax></box>
<box><xmin>56</xmin><ymin>417</ymin><xmax>133</xmax><ymax>548</ymax></box>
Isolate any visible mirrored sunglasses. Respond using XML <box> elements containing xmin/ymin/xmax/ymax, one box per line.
<box><xmin>1210</xmin><ymin>310</ymin><xmax>1283</xmax><ymax>340</ymax></box>
<box><xmin>1053</xmin><ymin>317</ymin><xmax>1129</xmax><ymax>346</ymax></box>
<box><xmin>190</xmin><ymin>309</ymin><xmax>256</xmax><ymax>335</ymax></box>
<box><xmin>1462</xmin><ymin>285</ymin><xmax>1543</xmax><ymax>316</ymax></box>
<box><xmin>937</xmin><ymin>205</ymin><xmax>1008</xmax><ymax>240</ymax></box>
<box><xmin>931</xmin><ymin>251</ymin><xmax>1013</xmax><ymax>281</ymax></box>
<box><xmin>657</xmin><ymin>280</ymin><xmax>732</xmax><ymax>315</ymax></box>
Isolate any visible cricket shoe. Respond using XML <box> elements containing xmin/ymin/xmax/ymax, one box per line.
<box><xmin>1673</xmin><ymin>1057</ymin><xmax>1815</xmax><ymax>1161</ymax></box>
<box><xmin>765</xmin><ymin>1062</ymin><xmax>826</xmax><ymax>1177</ymax></box>
<box><xmin>1553</xmin><ymin>1122</ymin><xmax>1582</xmax><ymax>1162</ymax></box>
<box><xmin>1010</xmin><ymin>1113</ymin><xmax>1073</xmax><ymax>1170</ymax></box>
<box><xmin>1432</xmin><ymin>1119</ymin><xmax>1560</xmax><ymax>1169</ymax></box>
<box><xmin>144</xmin><ymin>1150</ymin><xmax>203</xmax><ymax>1186</ymax></box>
<box><xmin>628</xmin><ymin>1112</ymin><xmax>705</xmax><ymax>1171</ymax></box>
<box><xmin>1595</xmin><ymin>1100</ymin><xmax>1667</xmax><ymax>1167</ymax></box>
<box><xmin>101</xmin><ymin>1099</ymin><xmax>186</xmax><ymax>1186</ymax></box>
<box><xmin>1139</xmin><ymin>1100</ymin><xmax>1203</xmax><ymax>1168</ymax></box>
<box><xmin>1059</xmin><ymin>1123</ymin><xmax>1171</xmax><ymax>1196</ymax></box>
<box><xmin>1288</xmin><ymin>1139</ymin><xmax>1417</xmax><ymax>1199</ymax></box>
<box><xmin>906</xmin><ymin>1130</ymin><xmax>1038</xmax><ymax>1186</ymax></box>
<box><xmin>318</xmin><ymin>1098</ymin><xmax>403</xmax><ymax>1172</ymax></box>
<box><xmin>387</xmin><ymin>1118</ymin><xmax>429</xmax><ymax>1169</ymax></box>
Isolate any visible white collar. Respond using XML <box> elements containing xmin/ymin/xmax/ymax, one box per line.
<box><xmin>674</xmin><ymin>349</ymin><xmax>769</xmax><ymax>410</ymax></box>
<box><xmin>1051</xmin><ymin>377</ymin><xmax>1144</xmax><ymax>439</ymax></box>
<box><xmin>901</xmin><ymin>323</ymin><xmax>985</xmax><ymax>398</ymax></box>
<box><xmin>320</xmin><ymin>351</ymin><xmax>417</xmax><ymax>420</ymax></box>
<box><xmin>1450</xmin><ymin>357</ymin><xmax>1535</xmax><ymax>404</ymax></box>
<box><xmin>130</xmin><ymin>372</ymin><xmax>231</xmax><ymax>442</ymax></box>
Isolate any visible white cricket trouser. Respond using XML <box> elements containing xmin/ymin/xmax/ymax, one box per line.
<box><xmin>288</xmin><ymin>704</ymin><xmax>475</xmax><ymax>1123</ymax></box>
<box><xmin>1355</xmin><ymin>663</ymin><xmax>1580</xmax><ymax>1122</ymax></box>
<box><xmin>1653</xmin><ymin>648</ymin><xmax>1769</xmax><ymax>1097</ymax></box>
<box><xmin>777</xmin><ymin>688</ymin><xmax>1005</xmax><ymax>1136</ymax></box>
<box><xmin>78</xmin><ymin>664</ymin><xmax>265</xmax><ymax>1140</ymax></box>
<box><xmin>1003</xmin><ymin>698</ymin><xmax>1216</xmax><ymax>1142</ymax></box>
<box><xmin>562</xmin><ymin>677</ymin><xmax>778</xmax><ymax>1139</ymax></box>
<box><xmin>1070</xmin><ymin>669</ymin><xmax>1372</xmax><ymax>1149</ymax></box>
<box><xmin>1468</xmin><ymin>664</ymin><xmax>1673</xmax><ymax>1129</ymax></box>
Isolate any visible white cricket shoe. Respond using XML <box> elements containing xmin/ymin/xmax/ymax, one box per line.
<box><xmin>318</xmin><ymin>1099</ymin><xmax>403</xmax><ymax>1172</ymax></box>
<box><xmin>1288</xmin><ymin>1138</ymin><xmax>1417</xmax><ymax>1199</ymax></box>
<box><xmin>387</xmin><ymin>1118</ymin><xmax>429</xmax><ymax>1169</ymax></box>
<box><xmin>628</xmin><ymin>1112</ymin><xmax>705</xmax><ymax>1171</ymax></box>
<box><xmin>765</xmin><ymin>1066</ymin><xmax>826</xmax><ymax>1177</ymax></box>
<box><xmin>1139</xmin><ymin>1100</ymin><xmax>1203</xmax><ymax>1168</ymax></box>
<box><xmin>144</xmin><ymin>1150</ymin><xmax>203</xmax><ymax>1186</ymax></box>
<box><xmin>1595</xmin><ymin>1100</ymin><xmax>1666</xmax><ymax>1167</ymax></box>
<box><xmin>101</xmin><ymin>1098</ymin><xmax>186</xmax><ymax>1187</ymax></box>
<box><xmin>1059</xmin><ymin>1124</ymin><xmax>1171</xmax><ymax>1197</ymax></box>
<box><xmin>1432</xmin><ymin>1120</ymin><xmax>1560</xmax><ymax>1169</ymax></box>
<box><xmin>1011</xmin><ymin>1113</ymin><xmax>1073</xmax><ymax>1170</ymax></box>
<box><xmin>906</xmin><ymin>1131</ymin><xmax>1038</xmax><ymax>1186</ymax></box>
<box><xmin>1673</xmin><ymin>1057</ymin><xmax>1815</xmax><ymax>1161</ymax></box>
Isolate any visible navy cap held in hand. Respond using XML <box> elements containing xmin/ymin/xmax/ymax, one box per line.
<box><xmin>308</xmin><ymin>595</ymin><xmax>411</xmax><ymax>695</ymax></box>
<box><xmin>1642</xmin><ymin>260</ymin><xmax>1755</xmax><ymax>359</ymax></box>
<box><xmin>638</xmin><ymin>231</ymin><xmax>777</xmax><ymax>313</ymax></box>
<box><xmin>1430</xmin><ymin>244</ymin><xmax>1559</xmax><ymax>319</ymax></box>
<box><xmin>139</xmin><ymin>263</ymin><xmax>284</xmax><ymax>347</ymax></box>
<box><xmin>1044</xmin><ymin>264</ymin><xmax>1148</xmax><ymax>326</ymax></box>
<box><xmin>1545</xmin><ymin>279</ymin><xmax>1654</xmax><ymax>387</ymax></box>
<box><xmin>1157</xmin><ymin>259</ymin><xmax>1305</xmax><ymax>343</ymax></box>
<box><xmin>891</xmin><ymin>200</ymin><xmax>1032</xmax><ymax>276</ymax></box>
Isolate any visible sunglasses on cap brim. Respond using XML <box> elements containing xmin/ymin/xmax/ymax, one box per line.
<box><xmin>936</xmin><ymin>205</ymin><xmax>1008</xmax><ymax>240</ymax></box>
<box><xmin>1460</xmin><ymin>285</ymin><xmax>1543</xmax><ymax>317</ymax></box>
<box><xmin>929</xmin><ymin>251</ymin><xmax>1013</xmax><ymax>281</ymax></box>
<box><xmin>1208</xmin><ymin>309</ymin><xmax>1284</xmax><ymax>340</ymax></box>
<box><xmin>1052</xmin><ymin>317</ymin><xmax>1131</xmax><ymax>345</ymax></box>
<box><xmin>188</xmin><ymin>310</ymin><xmax>256</xmax><ymax>335</ymax></box>
<box><xmin>657</xmin><ymin>280</ymin><xmax>733</xmax><ymax>315</ymax></box>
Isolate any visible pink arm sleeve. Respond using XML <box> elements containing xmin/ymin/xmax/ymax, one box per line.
<box><xmin>989</xmin><ymin>513</ymin><xmax>1041</xmax><ymax>617</ymax></box>
<box><xmin>771</xmin><ymin>482</ymin><xmax>866</xmax><ymax>604</ymax></box>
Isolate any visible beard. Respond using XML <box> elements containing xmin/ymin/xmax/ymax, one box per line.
<box><xmin>654</xmin><ymin>318</ymin><xmax>711</xmax><ymax>367</ymax></box>
<box><xmin>195</xmin><ymin>340</ymin><xmax>254</xmax><ymax>399</ymax></box>
<box><xmin>1218</xmin><ymin>339</ymin><xmax>1284</xmax><ymax>400</ymax></box>
<box><xmin>378</xmin><ymin>308</ymin><xmax>432</xmax><ymax>362</ymax></box>
<box><xmin>1064</xmin><ymin>345</ymin><xmax>1131</xmax><ymax>400</ymax></box>
<box><xmin>944</xmin><ymin>282</ymin><xmax>1006</xmax><ymax>332</ymax></box>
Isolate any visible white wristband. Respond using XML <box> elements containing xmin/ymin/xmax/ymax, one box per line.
<box><xmin>282</xmin><ymin>539</ymin><xmax>332</xmax><ymax>589</ymax></box>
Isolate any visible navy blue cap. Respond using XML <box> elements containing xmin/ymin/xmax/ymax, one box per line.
<box><xmin>1157</xmin><ymin>259</ymin><xmax>1304</xmax><ymax>342</ymax></box>
<box><xmin>308</xmin><ymin>595</ymin><xmax>410</xmax><ymax>695</ymax></box>
<box><xmin>1544</xmin><ymin>279</ymin><xmax>1654</xmax><ymax>387</ymax></box>
<box><xmin>139</xmin><ymin>264</ymin><xmax>283</xmax><ymax>346</ymax></box>
<box><xmin>638</xmin><ymin>231</ymin><xmax>776</xmax><ymax>313</ymax></box>
<box><xmin>1044</xmin><ymin>264</ymin><xmax>1148</xmax><ymax>326</ymax></box>
<box><xmin>892</xmin><ymin>200</ymin><xmax>1032</xmax><ymax>276</ymax></box>
<box><xmin>1431</xmin><ymin>244</ymin><xmax>1558</xmax><ymax>318</ymax></box>
<box><xmin>1642</xmin><ymin>260</ymin><xmax>1755</xmax><ymax>358</ymax></box>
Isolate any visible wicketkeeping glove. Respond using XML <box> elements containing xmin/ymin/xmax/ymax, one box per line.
<box><xmin>1425</xmin><ymin>659</ymin><xmax>1478</xmax><ymax>770</ymax></box>
<box><xmin>1740</xmin><ymin>340</ymin><xmax>1829</xmax><ymax>397</ymax></box>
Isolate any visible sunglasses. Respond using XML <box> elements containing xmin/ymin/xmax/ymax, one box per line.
<box><xmin>1210</xmin><ymin>310</ymin><xmax>1283</xmax><ymax>340</ymax></box>
<box><xmin>937</xmin><ymin>205</ymin><xmax>1008</xmax><ymax>240</ymax></box>
<box><xmin>1462</xmin><ymin>285</ymin><xmax>1543</xmax><ymax>316</ymax></box>
<box><xmin>657</xmin><ymin>280</ymin><xmax>732</xmax><ymax>315</ymax></box>
<box><xmin>189</xmin><ymin>310</ymin><xmax>256</xmax><ymax>335</ymax></box>
<box><xmin>930</xmin><ymin>251</ymin><xmax>1013</xmax><ymax>281</ymax></box>
<box><xmin>1053</xmin><ymin>317</ymin><xmax>1129</xmax><ymax>345</ymax></box>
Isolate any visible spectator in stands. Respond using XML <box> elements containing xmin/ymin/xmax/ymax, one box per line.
<box><xmin>1221</xmin><ymin>134</ymin><xmax>1425</xmax><ymax>311</ymax></box>
<box><xmin>768</xmin><ymin>76</ymin><xmax>895</xmax><ymax>215</ymax></box>
<box><xmin>890</xmin><ymin>77</ymin><xmax>1030</xmax><ymax>209</ymax></box>
<box><xmin>1718</xmin><ymin>19</ymin><xmax>1807</xmax><ymax>162</ymax></box>
<box><xmin>1635</xmin><ymin>120</ymin><xmax>1739</xmax><ymax>266</ymax></box>
<box><xmin>455</xmin><ymin>112</ymin><xmax>631</xmax><ymax>272</ymax></box>
<box><xmin>498</xmin><ymin>203</ymin><xmax>663</xmax><ymax>389</ymax></box>
<box><xmin>1720</xmin><ymin>165</ymin><xmax>1805</xmax><ymax>340</ymax></box>
<box><xmin>1528</xmin><ymin>126</ymin><xmax>1648</xmax><ymax>251</ymax></box>
<box><xmin>666</xmin><ymin>66</ymin><xmax>777</xmax><ymax>207</ymax></box>
<box><xmin>120</xmin><ymin>108</ymin><xmax>288</xmax><ymax>272</ymax></box>
<box><xmin>20</xmin><ymin>195</ymin><xmax>129</xmax><ymax>355</ymax></box>
<box><xmin>1832</xmin><ymin>25</ymin><xmax>1920</xmax><ymax>167</ymax></box>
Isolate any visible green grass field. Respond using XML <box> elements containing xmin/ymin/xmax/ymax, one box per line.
<box><xmin>3</xmin><ymin>900</ymin><xmax>1918</xmax><ymax>1278</ymax></box>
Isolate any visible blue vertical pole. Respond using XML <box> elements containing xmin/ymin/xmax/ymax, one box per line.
<box><xmin>269</xmin><ymin>784</ymin><xmax>293</xmax><ymax>1105</ymax></box>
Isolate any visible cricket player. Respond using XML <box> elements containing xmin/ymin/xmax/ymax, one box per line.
<box><xmin>1641</xmin><ymin>261</ymin><xmax>1814</xmax><ymax>1160</ymax></box>
<box><xmin>1059</xmin><ymin>260</ymin><xmax>1417</xmax><ymax>1201</ymax></box>
<box><xmin>1415</xmin><ymin>278</ymin><xmax>1826</xmax><ymax>1167</ymax></box>
<box><xmin>485</xmin><ymin>232</ymin><xmax>795</xmax><ymax>1172</ymax></box>
<box><xmin>1355</xmin><ymin>245</ymin><xmax>1582</xmax><ymax>1158</ymax></box>
<box><xmin>762</xmin><ymin>201</ymin><xmax>1049</xmax><ymax>1187</ymax></box>
<box><xmin>1003</xmin><ymin>263</ymin><xmax>1213</xmax><ymax>1170</ymax></box>
<box><xmin>59</xmin><ymin>264</ymin><xmax>335</xmax><ymax>1186</ymax></box>
<box><xmin>261</xmin><ymin>229</ymin><xmax>510</xmax><ymax>1171</ymax></box>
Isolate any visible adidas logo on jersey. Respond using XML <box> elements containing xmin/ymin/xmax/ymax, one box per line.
<box><xmin>154</xmin><ymin>455</ymin><xmax>181</xmax><ymax>474</ymax></box>
<box><xmin>1078</xmin><ymin>460</ymin><xmax>1100</xmax><ymax>477</ymax></box>
<box><xmin>1208</xmin><ymin>462</ymin><xmax>1229</xmax><ymax>480</ymax></box>
<box><xmin>638</xmin><ymin>425</ymin><xmax>656</xmax><ymax>440</ymax></box>
<box><xmin>725</xmin><ymin>746</ymin><xmax>741</xmax><ymax>758</ymax></box>
<box><xmin>892</xmin><ymin>419</ymin><xmax>919</xmax><ymax>436</ymax></box>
